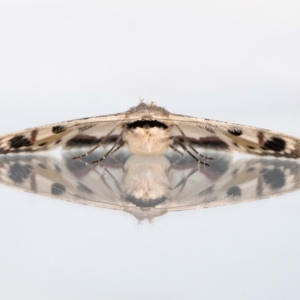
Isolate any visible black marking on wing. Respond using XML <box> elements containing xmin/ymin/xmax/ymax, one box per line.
<box><xmin>77</xmin><ymin>182</ymin><xmax>94</xmax><ymax>194</ymax></box>
<box><xmin>55</xmin><ymin>165</ymin><xmax>62</xmax><ymax>173</ymax></box>
<box><xmin>205</xmin><ymin>127</ymin><xmax>215</xmax><ymax>134</ymax></box>
<box><xmin>228</xmin><ymin>128</ymin><xmax>243</xmax><ymax>136</ymax></box>
<box><xmin>52</xmin><ymin>125</ymin><xmax>66</xmax><ymax>134</ymax></box>
<box><xmin>263</xmin><ymin>137</ymin><xmax>286</xmax><ymax>152</ymax></box>
<box><xmin>261</xmin><ymin>168</ymin><xmax>285</xmax><ymax>190</ymax></box>
<box><xmin>51</xmin><ymin>183</ymin><xmax>66</xmax><ymax>195</ymax></box>
<box><xmin>177</xmin><ymin>136</ymin><xmax>229</xmax><ymax>149</ymax></box>
<box><xmin>9</xmin><ymin>135</ymin><xmax>33</xmax><ymax>149</ymax></box>
<box><xmin>65</xmin><ymin>134</ymin><xmax>119</xmax><ymax>147</ymax></box>
<box><xmin>38</xmin><ymin>142</ymin><xmax>48</xmax><ymax>147</ymax></box>
<box><xmin>227</xmin><ymin>186</ymin><xmax>242</xmax><ymax>197</ymax></box>
<box><xmin>8</xmin><ymin>163</ymin><xmax>33</xmax><ymax>183</ymax></box>
<box><xmin>38</xmin><ymin>163</ymin><xmax>47</xmax><ymax>169</ymax></box>
<box><xmin>66</xmin><ymin>135</ymin><xmax>99</xmax><ymax>147</ymax></box>
<box><xmin>198</xmin><ymin>186</ymin><xmax>214</xmax><ymax>197</ymax></box>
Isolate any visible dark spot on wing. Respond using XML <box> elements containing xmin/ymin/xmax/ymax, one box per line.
<box><xmin>247</xmin><ymin>146</ymin><xmax>255</xmax><ymax>150</ymax></box>
<box><xmin>52</xmin><ymin>125</ymin><xmax>66</xmax><ymax>134</ymax></box>
<box><xmin>51</xmin><ymin>183</ymin><xmax>66</xmax><ymax>195</ymax></box>
<box><xmin>232</xmin><ymin>168</ymin><xmax>238</xmax><ymax>175</ymax></box>
<box><xmin>55</xmin><ymin>139</ymin><xmax>62</xmax><ymax>145</ymax></box>
<box><xmin>262</xmin><ymin>168</ymin><xmax>285</xmax><ymax>190</ymax></box>
<box><xmin>199</xmin><ymin>137</ymin><xmax>229</xmax><ymax>149</ymax></box>
<box><xmin>38</xmin><ymin>142</ymin><xmax>47</xmax><ymax>147</ymax></box>
<box><xmin>205</xmin><ymin>127</ymin><xmax>215</xmax><ymax>134</ymax></box>
<box><xmin>78</xmin><ymin>124</ymin><xmax>95</xmax><ymax>131</ymax></box>
<box><xmin>55</xmin><ymin>165</ymin><xmax>61</xmax><ymax>173</ymax></box>
<box><xmin>127</xmin><ymin>120</ymin><xmax>168</xmax><ymax>130</ymax></box>
<box><xmin>263</xmin><ymin>137</ymin><xmax>286</xmax><ymax>152</ymax></box>
<box><xmin>208</xmin><ymin>156</ymin><xmax>229</xmax><ymax>174</ymax></box>
<box><xmin>8</xmin><ymin>163</ymin><xmax>33</xmax><ymax>183</ymax></box>
<box><xmin>66</xmin><ymin>158</ymin><xmax>87</xmax><ymax>172</ymax></box>
<box><xmin>227</xmin><ymin>186</ymin><xmax>242</xmax><ymax>197</ymax></box>
<box><xmin>66</xmin><ymin>134</ymin><xmax>119</xmax><ymax>147</ymax></box>
<box><xmin>77</xmin><ymin>182</ymin><xmax>93</xmax><ymax>194</ymax></box>
<box><xmin>198</xmin><ymin>186</ymin><xmax>214</xmax><ymax>197</ymax></box>
<box><xmin>228</xmin><ymin>128</ymin><xmax>243</xmax><ymax>136</ymax></box>
<box><xmin>232</xmin><ymin>142</ymin><xmax>239</xmax><ymax>147</ymax></box>
<box><xmin>9</xmin><ymin>135</ymin><xmax>33</xmax><ymax>149</ymax></box>
<box><xmin>176</xmin><ymin>136</ymin><xmax>229</xmax><ymax>150</ymax></box>
<box><xmin>66</xmin><ymin>135</ymin><xmax>99</xmax><ymax>147</ymax></box>
<box><xmin>260</xmin><ymin>168</ymin><xmax>268</xmax><ymax>174</ymax></box>
<box><xmin>38</xmin><ymin>163</ymin><xmax>47</xmax><ymax>169</ymax></box>
<box><xmin>125</xmin><ymin>194</ymin><xmax>168</xmax><ymax>207</ymax></box>
<box><xmin>247</xmin><ymin>167</ymin><xmax>255</xmax><ymax>172</ymax></box>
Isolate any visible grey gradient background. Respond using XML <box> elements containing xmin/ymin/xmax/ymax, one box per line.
<box><xmin>1</xmin><ymin>1</ymin><xmax>300</xmax><ymax>299</ymax></box>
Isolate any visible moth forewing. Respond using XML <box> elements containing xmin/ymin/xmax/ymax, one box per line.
<box><xmin>0</xmin><ymin>102</ymin><xmax>300</xmax><ymax>163</ymax></box>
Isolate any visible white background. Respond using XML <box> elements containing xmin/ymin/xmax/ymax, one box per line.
<box><xmin>0</xmin><ymin>1</ymin><xmax>300</xmax><ymax>299</ymax></box>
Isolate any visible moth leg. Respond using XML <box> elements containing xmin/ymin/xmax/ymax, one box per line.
<box><xmin>98</xmin><ymin>166</ymin><xmax>123</xmax><ymax>194</ymax></box>
<box><xmin>99</xmin><ymin>141</ymin><xmax>126</xmax><ymax>170</ymax></box>
<box><xmin>168</xmin><ymin>145</ymin><xmax>187</xmax><ymax>166</ymax></box>
<box><xmin>172</xmin><ymin>167</ymin><xmax>199</xmax><ymax>199</ymax></box>
<box><xmin>92</xmin><ymin>166</ymin><xmax>122</xmax><ymax>198</ymax></box>
<box><xmin>73</xmin><ymin>143</ymin><xmax>103</xmax><ymax>160</ymax></box>
<box><xmin>169</xmin><ymin>144</ymin><xmax>184</xmax><ymax>157</ymax></box>
<box><xmin>73</xmin><ymin>123</ymin><xmax>123</xmax><ymax>160</ymax></box>
<box><xmin>110</xmin><ymin>141</ymin><xmax>125</xmax><ymax>155</ymax></box>
<box><xmin>174</xmin><ymin>137</ymin><xmax>210</xmax><ymax>167</ymax></box>
<box><xmin>91</xmin><ymin>131</ymin><xmax>125</xmax><ymax>164</ymax></box>
<box><xmin>172</xmin><ymin>168</ymin><xmax>199</xmax><ymax>190</ymax></box>
<box><xmin>171</xmin><ymin>124</ymin><xmax>213</xmax><ymax>161</ymax></box>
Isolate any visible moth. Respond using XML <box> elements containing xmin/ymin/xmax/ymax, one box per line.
<box><xmin>0</xmin><ymin>151</ymin><xmax>299</xmax><ymax>221</ymax></box>
<box><xmin>0</xmin><ymin>102</ymin><xmax>299</xmax><ymax>163</ymax></box>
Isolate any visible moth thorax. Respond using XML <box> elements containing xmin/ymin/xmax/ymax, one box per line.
<box><xmin>123</xmin><ymin>120</ymin><xmax>172</xmax><ymax>155</ymax></box>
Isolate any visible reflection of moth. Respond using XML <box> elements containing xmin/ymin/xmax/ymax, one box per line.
<box><xmin>0</xmin><ymin>151</ymin><xmax>299</xmax><ymax>220</ymax></box>
<box><xmin>0</xmin><ymin>102</ymin><xmax>299</xmax><ymax>166</ymax></box>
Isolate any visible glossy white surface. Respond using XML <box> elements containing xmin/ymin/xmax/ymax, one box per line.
<box><xmin>1</xmin><ymin>1</ymin><xmax>300</xmax><ymax>299</ymax></box>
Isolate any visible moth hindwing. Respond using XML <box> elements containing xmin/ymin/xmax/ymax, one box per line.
<box><xmin>0</xmin><ymin>102</ymin><xmax>299</xmax><ymax>163</ymax></box>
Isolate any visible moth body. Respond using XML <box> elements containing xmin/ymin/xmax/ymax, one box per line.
<box><xmin>123</xmin><ymin>120</ymin><xmax>173</xmax><ymax>155</ymax></box>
